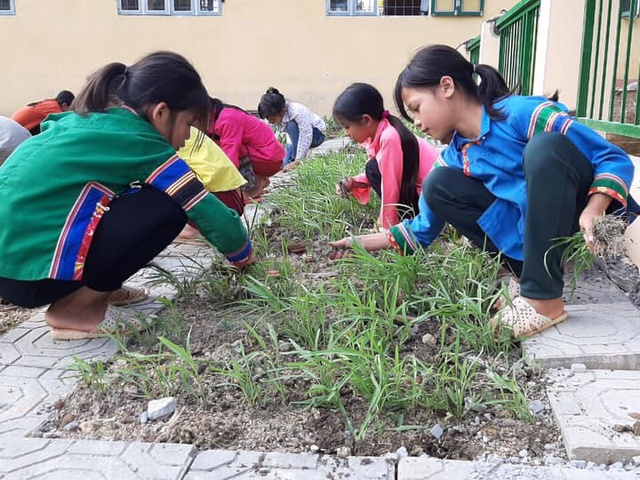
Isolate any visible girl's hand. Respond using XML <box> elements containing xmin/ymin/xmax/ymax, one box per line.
<box><xmin>336</xmin><ymin>177</ymin><xmax>353</xmax><ymax>198</ymax></box>
<box><xmin>329</xmin><ymin>237</ymin><xmax>353</xmax><ymax>260</ymax></box>
<box><xmin>578</xmin><ymin>208</ymin><xmax>599</xmax><ymax>252</ymax></box>
<box><xmin>579</xmin><ymin>193</ymin><xmax>612</xmax><ymax>253</ymax></box>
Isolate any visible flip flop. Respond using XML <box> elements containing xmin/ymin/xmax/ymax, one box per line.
<box><xmin>490</xmin><ymin>296</ymin><xmax>568</xmax><ymax>338</ymax></box>
<box><xmin>106</xmin><ymin>285</ymin><xmax>149</xmax><ymax>306</ymax></box>
<box><xmin>50</xmin><ymin>305</ymin><xmax>153</xmax><ymax>340</ymax></box>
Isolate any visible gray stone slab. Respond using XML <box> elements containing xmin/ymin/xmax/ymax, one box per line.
<box><xmin>547</xmin><ymin>369</ymin><xmax>640</xmax><ymax>463</ymax></box>
<box><xmin>185</xmin><ymin>450</ymin><xmax>393</xmax><ymax>480</ymax></box>
<box><xmin>0</xmin><ymin>438</ymin><xmax>194</xmax><ymax>479</ymax></box>
<box><xmin>397</xmin><ymin>457</ymin><xmax>638</xmax><ymax>479</ymax></box>
<box><xmin>523</xmin><ymin>303</ymin><xmax>640</xmax><ymax>370</ymax></box>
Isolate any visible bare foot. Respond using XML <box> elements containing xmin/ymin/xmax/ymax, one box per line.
<box><xmin>45</xmin><ymin>287</ymin><xmax>111</xmax><ymax>333</ymax></box>
<box><xmin>176</xmin><ymin>224</ymin><xmax>200</xmax><ymax>241</ymax></box>
<box><xmin>282</xmin><ymin>160</ymin><xmax>300</xmax><ymax>172</ymax></box>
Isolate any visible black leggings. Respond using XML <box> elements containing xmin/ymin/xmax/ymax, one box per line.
<box><xmin>0</xmin><ymin>187</ymin><xmax>187</xmax><ymax>308</ymax></box>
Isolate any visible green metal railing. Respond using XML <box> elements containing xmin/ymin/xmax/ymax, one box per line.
<box><xmin>496</xmin><ymin>0</ymin><xmax>540</xmax><ymax>95</ymax></box>
<box><xmin>576</xmin><ymin>0</ymin><xmax>640</xmax><ymax>138</ymax></box>
<box><xmin>467</xmin><ymin>35</ymin><xmax>480</xmax><ymax>65</ymax></box>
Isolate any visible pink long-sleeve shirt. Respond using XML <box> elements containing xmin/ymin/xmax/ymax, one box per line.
<box><xmin>209</xmin><ymin>108</ymin><xmax>285</xmax><ymax>168</ymax></box>
<box><xmin>351</xmin><ymin>119</ymin><xmax>438</xmax><ymax>229</ymax></box>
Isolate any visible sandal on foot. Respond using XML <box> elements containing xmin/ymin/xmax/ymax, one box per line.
<box><xmin>490</xmin><ymin>296</ymin><xmax>568</xmax><ymax>338</ymax></box>
<box><xmin>50</xmin><ymin>305</ymin><xmax>153</xmax><ymax>340</ymax></box>
<box><xmin>106</xmin><ymin>285</ymin><xmax>149</xmax><ymax>306</ymax></box>
<box><xmin>493</xmin><ymin>276</ymin><xmax>521</xmax><ymax>311</ymax></box>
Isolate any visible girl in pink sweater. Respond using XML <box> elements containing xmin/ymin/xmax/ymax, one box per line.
<box><xmin>333</xmin><ymin>83</ymin><xmax>438</xmax><ymax>228</ymax></box>
<box><xmin>208</xmin><ymin>98</ymin><xmax>285</xmax><ymax>199</ymax></box>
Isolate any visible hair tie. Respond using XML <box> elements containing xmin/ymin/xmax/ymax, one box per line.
<box><xmin>382</xmin><ymin>110</ymin><xmax>390</xmax><ymax>119</ymax></box>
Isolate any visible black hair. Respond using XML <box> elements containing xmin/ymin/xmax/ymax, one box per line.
<box><xmin>257</xmin><ymin>87</ymin><xmax>286</xmax><ymax>119</ymax></box>
<box><xmin>56</xmin><ymin>90</ymin><xmax>75</xmax><ymax>107</ymax></box>
<box><xmin>333</xmin><ymin>82</ymin><xmax>420</xmax><ymax>218</ymax></box>
<box><xmin>73</xmin><ymin>51</ymin><xmax>210</xmax><ymax>129</ymax></box>
<box><xmin>394</xmin><ymin>44</ymin><xmax>511</xmax><ymax>122</ymax></box>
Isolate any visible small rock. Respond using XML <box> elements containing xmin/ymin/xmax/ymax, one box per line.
<box><xmin>421</xmin><ymin>333</ymin><xmax>436</xmax><ymax>345</ymax></box>
<box><xmin>23</xmin><ymin>430</ymin><xmax>43</xmax><ymax>438</ymax></box>
<box><xmin>571</xmin><ymin>363</ymin><xmax>587</xmax><ymax>373</ymax></box>
<box><xmin>544</xmin><ymin>455</ymin><xmax>563</xmax><ymax>466</ymax></box>
<box><xmin>140</xmin><ymin>412</ymin><xmax>149</xmax><ymax>424</ymax></box>
<box><xmin>569</xmin><ymin>460</ymin><xmax>587</xmax><ymax>469</ymax></box>
<box><xmin>474</xmin><ymin>416</ymin><xmax>480</xmax><ymax>426</ymax></box>
<box><xmin>610</xmin><ymin>461</ymin><xmax>624</xmax><ymax>470</ymax></box>
<box><xmin>544</xmin><ymin>443</ymin><xmax>556</xmax><ymax>452</ymax></box>
<box><xmin>336</xmin><ymin>446</ymin><xmax>351</xmax><ymax>458</ymax></box>
<box><xmin>63</xmin><ymin>420</ymin><xmax>80</xmax><ymax>432</ymax></box>
<box><xmin>518</xmin><ymin>449</ymin><xmax>528</xmax><ymax>458</ymax></box>
<box><xmin>431</xmin><ymin>423</ymin><xmax>444</xmax><ymax>440</ymax></box>
<box><xmin>309</xmin><ymin>444</ymin><xmax>319</xmax><ymax>454</ymax></box>
<box><xmin>632</xmin><ymin>455</ymin><xmax>640</xmax><ymax>466</ymax></box>
<box><xmin>147</xmin><ymin>397</ymin><xmax>177</xmax><ymax>421</ymax></box>
<box><xmin>60</xmin><ymin>412</ymin><xmax>76</xmax><ymax>428</ymax></box>
<box><xmin>79</xmin><ymin>420</ymin><xmax>101</xmax><ymax>433</ymax></box>
<box><xmin>43</xmin><ymin>432</ymin><xmax>59</xmax><ymax>439</ymax></box>
<box><xmin>528</xmin><ymin>400</ymin><xmax>545</xmax><ymax>415</ymax></box>
<box><xmin>53</xmin><ymin>399</ymin><xmax>65</xmax><ymax>410</ymax></box>
<box><xmin>383</xmin><ymin>452</ymin><xmax>397</xmax><ymax>461</ymax></box>
<box><xmin>396</xmin><ymin>446</ymin><xmax>409</xmax><ymax>459</ymax></box>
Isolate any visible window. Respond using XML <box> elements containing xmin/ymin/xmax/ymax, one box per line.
<box><xmin>118</xmin><ymin>0</ymin><xmax>221</xmax><ymax>15</ymax></box>
<box><xmin>431</xmin><ymin>0</ymin><xmax>483</xmax><ymax>16</ymax></box>
<box><xmin>621</xmin><ymin>0</ymin><xmax>640</xmax><ymax>18</ymax></box>
<box><xmin>0</xmin><ymin>0</ymin><xmax>15</xmax><ymax>15</ymax></box>
<box><xmin>327</xmin><ymin>0</ymin><xmax>378</xmax><ymax>16</ymax></box>
<box><xmin>384</xmin><ymin>0</ymin><xmax>428</xmax><ymax>16</ymax></box>
<box><xmin>327</xmin><ymin>0</ymin><xmax>429</xmax><ymax>16</ymax></box>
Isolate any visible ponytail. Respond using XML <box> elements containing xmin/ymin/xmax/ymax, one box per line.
<box><xmin>73</xmin><ymin>51</ymin><xmax>210</xmax><ymax>128</ymax></box>
<box><xmin>73</xmin><ymin>63</ymin><xmax>127</xmax><ymax>114</ymax></box>
<box><xmin>387</xmin><ymin>115</ymin><xmax>420</xmax><ymax>217</ymax></box>
<box><xmin>394</xmin><ymin>44</ymin><xmax>511</xmax><ymax>122</ymax></box>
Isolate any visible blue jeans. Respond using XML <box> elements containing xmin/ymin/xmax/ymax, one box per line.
<box><xmin>284</xmin><ymin>121</ymin><xmax>326</xmax><ymax>166</ymax></box>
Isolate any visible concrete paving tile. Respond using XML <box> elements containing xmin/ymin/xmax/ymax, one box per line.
<box><xmin>523</xmin><ymin>303</ymin><xmax>640</xmax><ymax>370</ymax></box>
<box><xmin>320</xmin><ymin>456</ymin><xmax>394</xmax><ymax>478</ymax></box>
<box><xmin>0</xmin><ymin>439</ymin><xmax>193</xmax><ymax>480</ymax></box>
<box><xmin>397</xmin><ymin>457</ymin><xmax>638</xmax><ymax>479</ymax></box>
<box><xmin>547</xmin><ymin>369</ymin><xmax>640</xmax><ymax>463</ymax></box>
<box><xmin>10</xmin><ymin>321</ymin><xmax>118</xmax><ymax>370</ymax></box>
<box><xmin>0</xmin><ymin>343</ymin><xmax>21</xmax><ymax>366</ymax></box>
<box><xmin>185</xmin><ymin>450</ymin><xmax>392</xmax><ymax>480</ymax></box>
<box><xmin>0</xmin><ymin>416</ymin><xmax>45</xmax><ymax>440</ymax></box>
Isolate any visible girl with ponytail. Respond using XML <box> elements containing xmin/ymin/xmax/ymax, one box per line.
<box><xmin>331</xmin><ymin>44</ymin><xmax>637</xmax><ymax>338</ymax></box>
<box><xmin>332</xmin><ymin>82</ymin><xmax>438</xmax><ymax>228</ymax></box>
<box><xmin>0</xmin><ymin>51</ymin><xmax>253</xmax><ymax>340</ymax></box>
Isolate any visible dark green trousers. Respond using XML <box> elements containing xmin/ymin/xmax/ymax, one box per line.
<box><xmin>424</xmin><ymin>132</ymin><xmax>594</xmax><ymax>300</ymax></box>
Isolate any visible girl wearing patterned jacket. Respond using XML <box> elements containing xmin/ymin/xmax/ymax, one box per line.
<box><xmin>258</xmin><ymin>87</ymin><xmax>326</xmax><ymax>170</ymax></box>
<box><xmin>329</xmin><ymin>44</ymin><xmax>636</xmax><ymax>338</ymax></box>
<box><xmin>332</xmin><ymin>83</ymin><xmax>438</xmax><ymax>229</ymax></box>
<box><xmin>0</xmin><ymin>52</ymin><xmax>253</xmax><ymax>340</ymax></box>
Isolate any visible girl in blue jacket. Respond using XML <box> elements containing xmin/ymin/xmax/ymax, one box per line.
<box><xmin>330</xmin><ymin>44</ymin><xmax>636</xmax><ymax>338</ymax></box>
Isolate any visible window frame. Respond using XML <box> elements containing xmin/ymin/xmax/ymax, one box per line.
<box><xmin>431</xmin><ymin>0</ymin><xmax>484</xmax><ymax>17</ymax></box>
<box><xmin>0</xmin><ymin>0</ymin><xmax>16</xmax><ymax>15</ymax></box>
<box><xmin>621</xmin><ymin>0</ymin><xmax>640</xmax><ymax>18</ymax></box>
<box><xmin>326</xmin><ymin>0</ymin><xmax>379</xmax><ymax>17</ymax></box>
<box><xmin>117</xmin><ymin>0</ymin><xmax>222</xmax><ymax>16</ymax></box>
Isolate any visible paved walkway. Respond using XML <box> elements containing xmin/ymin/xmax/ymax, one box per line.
<box><xmin>2</xmin><ymin>143</ymin><xmax>640</xmax><ymax>479</ymax></box>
